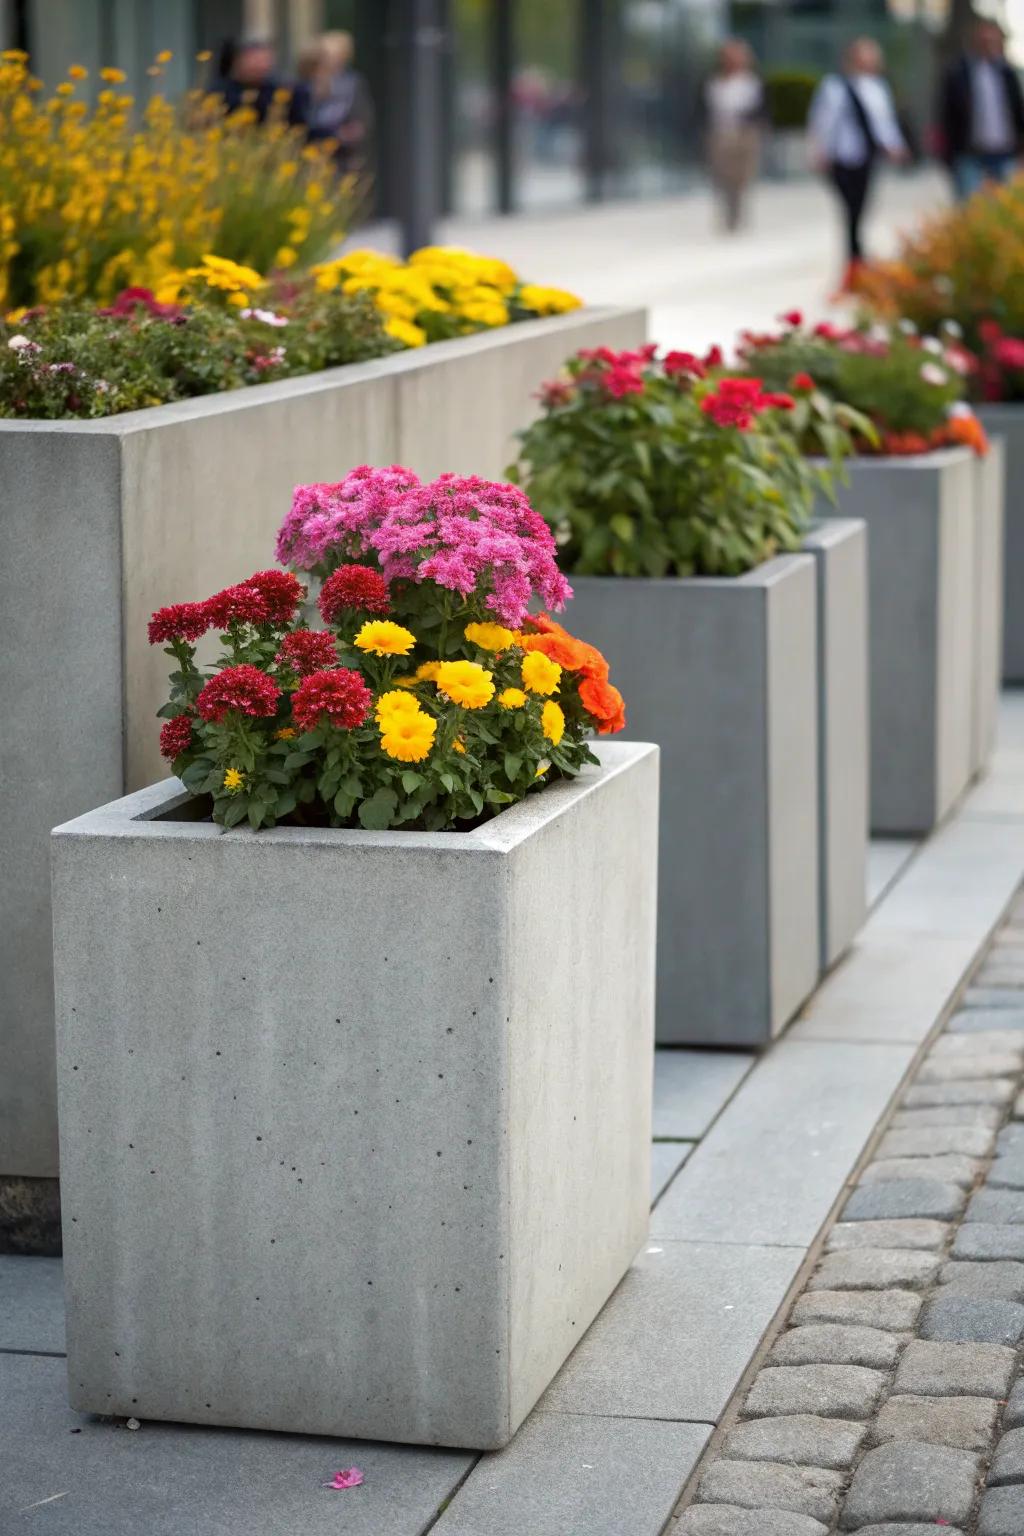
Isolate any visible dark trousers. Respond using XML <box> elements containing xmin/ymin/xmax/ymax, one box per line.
<box><xmin>829</xmin><ymin>160</ymin><xmax>874</xmax><ymax>262</ymax></box>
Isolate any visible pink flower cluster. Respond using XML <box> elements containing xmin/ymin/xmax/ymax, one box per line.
<box><xmin>275</xmin><ymin>466</ymin><xmax>571</xmax><ymax>627</ymax></box>
<box><xmin>700</xmin><ymin>377</ymin><xmax>795</xmax><ymax>430</ymax></box>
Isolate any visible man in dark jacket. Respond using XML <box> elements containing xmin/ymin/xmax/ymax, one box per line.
<box><xmin>940</xmin><ymin>18</ymin><xmax>1024</xmax><ymax>200</ymax></box>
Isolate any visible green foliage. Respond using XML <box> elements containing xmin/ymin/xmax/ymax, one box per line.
<box><xmin>764</xmin><ymin>69</ymin><xmax>820</xmax><ymax>131</ymax></box>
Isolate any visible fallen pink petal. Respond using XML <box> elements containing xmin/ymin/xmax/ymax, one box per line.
<box><xmin>323</xmin><ymin>1469</ymin><xmax>364</xmax><ymax>1490</ymax></box>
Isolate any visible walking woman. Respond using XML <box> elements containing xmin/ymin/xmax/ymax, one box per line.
<box><xmin>703</xmin><ymin>39</ymin><xmax>767</xmax><ymax>233</ymax></box>
<box><xmin>809</xmin><ymin>38</ymin><xmax>908</xmax><ymax>291</ymax></box>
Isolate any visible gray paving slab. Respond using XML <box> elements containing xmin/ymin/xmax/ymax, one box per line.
<box><xmin>866</xmin><ymin>841</ymin><xmax>918</xmax><ymax>907</ymax></box>
<box><xmin>0</xmin><ymin>1353</ymin><xmax>473</xmax><ymax>1536</ymax></box>
<box><xmin>864</xmin><ymin>818</ymin><xmax>1024</xmax><ymax>941</ymax></box>
<box><xmin>540</xmin><ymin>1240</ymin><xmax>804</xmax><ymax>1423</ymax></box>
<box><xmin>787</xmin><ymin>934</ymin><xmax>979</xmax><ymax>1044</ymax></box>
<box><xmin>651</xmin><ymin>1041</ymin><xmax>916</xmax><ymax>1246</ymax></box>
<box><xmin>433</xmin><ymin>1412</ymin><xmax>710</xmax><ymax>1536</ymax></box>
<box><xmin>652</xmin><ymin>1051</ymin><xmax>755</xmax><ymax>1140</ymax></box>
<box><xmin>0</xmin><ymin>1256</ymin><xmax>65</xmax><ymax>1354</ymax></box>
<box><xmin>651</xmin><ymin>1142</ymin><xmax>695</xmax><ymax>1205</ymax></box>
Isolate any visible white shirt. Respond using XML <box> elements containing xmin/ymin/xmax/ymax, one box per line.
<box><xmin>705</xmin><ymin>72</ymin><xmax>762</xmax><ymax>129</ymax></box>
<box><xmin>808</xmin><ymin>73</ymin><xmax>906</xmax><ymax>166</ymax></box>
<box><xmin>970</xmin><ymin>59</ymin><xmax>1014</xmax><ymax>152</ymax></box>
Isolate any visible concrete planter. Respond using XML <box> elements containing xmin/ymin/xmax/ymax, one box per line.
<box><xmin>50</xmin><ymin>742</ymin><xmax>658</xmax><ymax>1449</ymax></box>
<box><xmin>803</xmin><ymin>520</ymin><xmax>869</xmax><ymax>972</ymax></box>
<box><xmin>819</xmin><ymin>448</ymin><xmax>976</xmax><ymax>835</ymax></box>
<box><xmin>0</xmin><ymin>305</ymin><xmax>645</xmax><ymax>1228</ymax></box>
<box><xmin>972</xmin><ymin>436</ymin><xmax>1005</xmax><ymax>770</ymax></box>
<box><xmin>978</xmin><ymin>404</ymin><xmax>1022</xmax><ymax>681</ymax></box>
<box><xmin>565</xmin><ymin>557</ymin><xmax>819</xmax><ymax>1048</ymax></box>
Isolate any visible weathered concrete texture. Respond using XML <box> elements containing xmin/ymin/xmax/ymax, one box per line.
<box><xmin>699</xmin><ymin>1459</ymin><xmax>844</xmax><ymax>1524</ymax></box>
<box><xmin>820</xmin><ymin>447</ymin><xmax>977</xmax><ymax>834</ymax></box>
<box><xmin>803</xmin><ymin>519</ymin><xmax>869</xmax><ymax>970</ymax></box>
<box><xmin>977</xmin><ymin>402</ymin><xmax>1024</xmax><ymax>680</ymax></box>
<box><xmin>971</xmin><ymin>434</ymin><xmax>1005</xmax><ymax>764</ymax></box>
<box><xmin>50</xmin><ymin>745</ymin><xmax>658</xmax><ymax>1448</ymax></box>
<box><xmin>790</xmin><ymin>1290</ymin><xmax>921</xmax><ymax>1332</ymax></box>
<box><xmin>893</xmin><ymin>1339</ymin><xmax>1017</xmax><ymax>1399</ymax></box>
<box><xmin>0</xmin><ymin>1175</ymin><xmax>61</xmax><ymax>1256</ymax></box>
<box><xmin>768</xmin><ymin>1324</ymin><xmax>900</xmax><ymax>1370</ymax></box>
<box><xmin>677</xmin><ymin>1506</ymin><xmax>829</xmax><ymax>1536</ymax></box>
<box><xmin>0</xmin><ymin>1254</ymin><xmax>65</xmax><ymax>1353</ymax></box>
<box><xmin>722</xmin><ymin>1415</ymin><xmax>867</xmax><ymax>1471</ymax></box>
<box><xmin>565</xmin><ymin>558</ymin><xmax>819</xmax><ymax>1045</ymax></box>
<box><xmin>1</xmin><ymin>304</ymin><xmax>646</xmax><ymax>1193</ymax></box>
<box><xmin>839</xmin><ymin>1440</ymin><xmax>981</xmax><ymax>1530</ymax></box>
<box><xmin>743</xmin><ymin>1365</ymin><xmax>887</xmax><ymax>1421</ymax></box>
<box><xmin>871</xmin><ymin>1392</ymin><xmax>999</xmax><ymax>1451</ymax></box>
<box><xmin>841</xmin><ymin>1180</ymin><xmax>966</xmax><ymax>1222</ymax></box>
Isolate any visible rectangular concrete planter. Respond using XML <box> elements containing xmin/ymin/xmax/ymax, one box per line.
<box><xmin>978</xmin><ymin>404</ymin><xmax>1023</xmax><ymax>681</ymax></box>
<box><xmin>972</xmin><ymin>435</ymin><xmax>1005</xmax><ymax>771</ymax></box>
<box><xmin>50</xmin><ymin>742</ymin><xmax>658</xmax><ymax>1449</ymax></box>
<box><xmin>803</xmin><ymin>519</ymin><xmax>869</xmax><ymax>972</ymax></box>
<box><xmin>565</xmin><ymin>557</ymin><xmax>819</xmax><ymax>1048</ymax></box>
<box><xmin>818</xmin><ymin>448</ymin><xmax>976</xmax><ymax>835</ymax></box>
<box><xmin>0</xmin><ymin>304</ymin><xmax>646</xmax><ymax>1206</ymax></box>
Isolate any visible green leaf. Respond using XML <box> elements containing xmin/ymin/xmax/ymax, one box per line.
<box><xmin>358</xmin><ymin>786</ymin><xmax>399</xmax><ymax>831</ymax></box>
<box><xmin>504</xmin><ymin>751</ymin><xmax>522</xmax><ymax>783</ymax></box>
<box><xmin>609</xmin><ymin>513</ymin><xmax>635</xmax><ymax>544</ymax></box>
<box><xmin>401</xmin><ymin>770</ymin><xmax>424</xmax><ymax>793</ymax></box>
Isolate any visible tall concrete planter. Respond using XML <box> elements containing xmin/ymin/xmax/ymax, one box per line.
<box><xmin>566</xmin><ymin>557</ymin><xmax>819</xmax><ymax>1048</ymax></box>
<box><xmin>50</xmin><ymin>742</ymin><xmax>658</xmax><ymax>1449</ymax></box>
<box><xmin>972</xmin><ymin>436</ymin><xmax>1005</xmax><ymax>771</ymax></box>
<box><xmin>978</xmin><ymin>404</ymin><xmax>1023</xmax><ymax>681</ymax></box>
<box><xmin>0</xmin><ymin>305</ymin><xmax>645</xmax><ymax>1238</ymax></box>
<box><xmin>818</xmin><ymin>448</ymin><xmax>976</xmax><ymax>835</ymax></box>
<box><xmin>803</xmin><ymin>520</ymin><xmax>869</xmax><ymax>972</ymax></box>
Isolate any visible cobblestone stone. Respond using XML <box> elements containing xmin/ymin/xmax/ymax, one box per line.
<box><xmin>769</xmin><ymin>1325</ymin><xmax>900</xmax><ymax>1371</ymax></box>
<box><xmin>1015</xmin><ymin>1090</ymin><xmax>1024</xmax><ymax>1120</ymax></box>
<box><xmin>951</xmin><ymin>1007</ymin><xmax>1024</xmax><ymax>1031</ymax></box>
<box><xmin>902</xmin><ymin>1080</ymin><xmax>1015</xmax><ymax>1109</ymax></box>
<box><xmin>967</xmin><ymin>1188</ymin><xmax>1024</xmax><ymax>1224</ymax></box>
<box><xmin>790</xmin><ymin>1291</ymin><xmax>922</xmax><ymax>1331</ymax></box>
<box><xmin>919</xmin><ymin>1294</ymin><xmax>1024</xmax><ymax>1345</ymax></box>
<box><xmin>988</xmin><ymin>1425</ymin><xmax>1024</xmax><ymax>1486</ymax></box>
<box><xmin>825</xmin><ymin>1220</ymin><xmax>949</xmax><ymax>1253</ymax></box>
<box><xmin>1003</xmin><ymin>1377</ymin><xmax>1024</xmax><ymax>1429</ymax></box>
<box><xmin>875</xmin><ymin>1126</ymin><xmax>995</xmax><ymax>1159</ymax></box>
<box><xmin>939</xmin><ymin>1260</ymin><xmax>1024</xmax><ymax>1299</ymax></box>
<box><xmin>839</xmin><ymin>1441</ymin><xmax>981</xmax><ymax>1529</ymax></box>
<box><xmin>809</xmin><ymin>1250</ymin><xmax>940</xmax><ymax>1292</ymax></box>
<box><xmin>916</xmin><ymin>1054</ymin><xmax>1023</xmax><ymax>1083</ymax></box>
<box><xmin>890</xmin><ymin>1104</ymin><xmax>1003</xmax><ymax>1130</ymax></box>
<box><xmin>840</xmin><ymin>1527</ymin><xmax>964</xmax><ymax>1536</ymax></box>
<box><xmin>978</xmin><ymin>1484</ymin><xmax>1024</xmax><ymax>1536</ymax></box>
<box><xmin>964</xmin><ymin>989</ymin><xmax>1024</xmax><ymax>1010</ymax></box>
<box><xmin>677</xmin><ymin>1506</ymin><xmax>829</xmax><ymax>1536</ymax></box>
<box><xmin>841</xmin><ymin>1181</ymin><xmax>965</xmax><ymax>1222</ymax></box>
<box><xmin>722</xmin><ymin>1416</ymin><xmax>866</xmax><ymax>1471</ymax></box>
<box><xmin>871</xmin><ymin>1392</ymin><xmax>999</xmax><ymax>1451</ymax></box>
<box><xmin>953</xmin><ymin>1224</ymin><xmax>1024</xmax><ymax>1262</ymax></box>
<box><xmin>893</xmin><ymin>1339</ymin><xmax>1017</xmax><ymax>1398</ymax></box>
<box><xmin>699</xmin><ymin>1461</ymin><xmax>844</xmax><ymax>1524</ymax></box>
<box><xmin>997</xmin><ymin>1123</ymin><xmax>1024</xmax><ymax>1150</ymax></box>
<box><xmin>932</xmin><ymin>1031</ymin><xmax>1024</xmax><ymax>1055</ymax></box>
<box><xmin>859</xmin><ymin>1156</ymin><xmax>985</xmax><ymax>1189</ymax></box>
<box><xmin>987</xmin><ymin>1155</ymin><xmax>1024</xmax><ymax>1190</ymax></box>
<box><xmin>744</xmin><ymin>1366</ymin><xmax>888</xmax><ymax>1421</ymax></box>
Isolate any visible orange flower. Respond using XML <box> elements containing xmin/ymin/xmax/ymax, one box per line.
<box><xmin>938</xmin><ymin>413</ymin><xmax>990</xmax><ymax>457</ymax></box>
<box><xmin>579</xmin><ymin>676</ymin><xmax>626</xmax><ymax>736</ymax></box>
<box><xmin>522</xmin><ymin>614</ymin><xmax>610</xmax><ymax>682</ymax></box>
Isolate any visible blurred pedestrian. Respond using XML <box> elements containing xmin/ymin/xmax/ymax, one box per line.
<box><xmin>809</xmin><ymin>38</ymin><xmax>908</xmax><ymax>292</ymax></box>
<box><xmin>702</xmin><ymin>39</ymin><xmax>767</xmax><ymax>233</ymax></box>
<box><xmin>298</xmin><ymin>31</ymin><xmax>374</xmax><ymax>179</ymax></box>
<box><xmin>219</xmin><ymin>37</ymin><xmax>308</xmax><ymax>129</ymax></box>
<box><xmin>939</xmin><ymin>17</ymin><xmax>1024</xmax><ymax>201</ymax></box>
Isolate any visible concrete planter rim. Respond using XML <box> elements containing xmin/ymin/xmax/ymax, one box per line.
<box><xmin>0</xmin><ymin>306</ymin><xmax>631</xmax><ymax>437</ymax></box>
<box><xmin>52</xmin><ymin>740</ymin><xmax>652</xmax><ymax>855</ymax></box>
<box><xmin>816</xmin><ymin>445</ymin><xmax>975</xmax><ymax>471</ymax></box>
<box><xmin>565</xmin><ymin>550</ymin><xmax>812</xmax><ymax>592</ymax></box>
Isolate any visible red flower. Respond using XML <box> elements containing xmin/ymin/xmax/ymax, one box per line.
<box><xmin>148</xmin><ymin>602</ymin><xmax>210</xmax><ymax>645</ymax></box>
<box><xmin>245</xmin><ymin>569</ymin><xmax>305</xmax><ymax>623</ymax></box>
<box><xmin>538</xmin><ymin>377</ymin><xmax>575</xmax><ymax>408</ymax></box>
<box><xmin>602</xmin><ymin>364</ymin><xmax>644</xmax><ymax>398</ymax></box>
<box><xmin>276</xmin><ymin>629</ymin><xmax>338</xmax><ymax>676</ymax></box>
<box><xmin>203</xmin><ymin>583</ymin><xmax>271</xmax><ymax>629</ymax></box>
<box><xmin>196</xmin><ymin>665</ymin><xmax>281</xmax><ymax>723</ymax></box>
<box><xmin>159</xmin><ymin>714</ymin><xmax>194</xmax><ymax>760</ymax></box>
<box><xmin>100</xmin><ymin>286</ymin><xmax>184</xmax><ymax>321</ymax></box>
<box><xmin>994</xmin><ymin>336</ymin><xmax>1024</xmax><ymax>371</ymax></box>
<box><xmin>700</xmin><ymin>376</ymin><xmax>783</xmax><ymax>429</ymax></box>
<box><xmin>780</xmin><ymin>309</ymin><xmax>804</xmax><ymax>328</ymax></box>
<box><xmin>762</xmin><ymin>392</ymin><xmax>796</xmax><ymax>411</ymax></box>
<box><xmin>318</xmin><ymin>564</ymin><xmax>391</xmax><ymax>624</ymax></box>
<box><xmin>703</xmin><ymin>345</ymin><xmax>724</xmax><ymax>369</ymax></box>
<box><xmin>291</xmin><ymin>667</ymin><xmax>372</xmax><ymax>731</ymax></box>
<box><xmin>663</xmin><ymin>351</ymin><xmax>706</xmax><ymax>380</ymax></box>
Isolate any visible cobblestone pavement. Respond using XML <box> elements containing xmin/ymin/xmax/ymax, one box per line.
<box><xmin>674</xmin><ymin>888</ymin><xmax>1024</xmax><ymax>1536</ymax></box>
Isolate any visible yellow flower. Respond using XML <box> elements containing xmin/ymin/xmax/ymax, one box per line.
<box><xmin>55</xmin><ymin>81</ymin><xmax>74</xmax><ymax>96</ymax></box>
<box><xmin>521</xmin><ymin>651</ymin><xmax>561</xmax><ymax>696</ymax></box>
<box><xmin>535</xmin><ymin>760</ymin><xmax>551</xmax><ymax>777</ymax></box>
<box><xmin>381</xmin><ymin>711</ymin><xmax>436</xmax><ymax>763</ymax></box>
<box><xmin>355</xmin><ymin>620</ymin><xmax>416</xmax><ymax>657</ymax></box>
<box><xmin>68</xmin><ymin>65</ymin><xmax>88</xmax><ymax>81</ymax></box>
<box><xmin>415</xmin><ymin>661</ymin><xmax>441</xmax><ymax>681</ymax></box>
<box><xmin>392</xmin><ymin>676</ymin><xmax>419</xmax><ymax>689</ymax></box>
<box><xmin>498</xmin><ymin>687</ymin><xmax>528</xmax><ymax>710</ymax></box>
<box><xmin>436</xmin><ymin>660</ymin><xmax>495</xmax><ymax>710</ymax></box>
<box><xmin>453</xmin><ymin>737</ymin><xmax>467</xmax><ymax>754</ymax></box>
<box><xmin>542</xmin><ymin>700</ymin><xmax>565</xmax><ymax>746</ymax></box>
<box><xmin>223</xmin><ymin>768</ymin><xmax>244</xmax><ymax>792</ymax></box>
<box><xmin>464</xmin><ymin>621</ymin><xmax>515</xmax><ymax>652</ymax></box>
<box><xmin>227</xmin><ymin>290</ymin><xmax>249</xmax><ymax>307</ymax></box>
<box><xmin>385</xmin><ymin>316</ymin><xmax>427</xmax><ymax>349</ymax></box>
<box><xmin>155</xmin><ymin>50</ymin><xmax>173</xmax><ymax>64</ymax></box>
<box><xmin>275</xmin><ymin>728</ymin><xmax>296</xmax><ymax>740</ymax></box>
<box><xmin>519</xmin><ymin>282</ymin><xmax>581</xmax><ymax>315</ymax></box>
<box><xmin>375</xmin><ymin>689</ymin><xmax>422</xmax><ymax>725</ymax></box>
<box><xmin>274</xmin><ymin>245</ymin><xmax>298</xmax><ymax>269</ymax></box>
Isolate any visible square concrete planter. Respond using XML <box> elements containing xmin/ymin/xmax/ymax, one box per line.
<box><xmin>565</xmin><ymin>557</ymin><xmax>819</xmax><ymax>1048</ymax></box>
<box><xmin>0</xmin><ymin>304</ymin><xmax>646</xmax><ymax>1217</ymax></box>
<box><xmin>972</xmin><ymin>435</ymin><xmax>1005</xmax><ymax>771</ymax></box>
<box><xmin>803</xmin><ymin>520</ymin><xmax>869</xmax><ymax>971</ymax></box>
<box><xmin>50</xmin><ymin>742</ymin><xmax>657</xmax><ymax>1449</ymax></box>
<box><xmin>819</xmin><ymin>448</ymin><xmax>976</xmax><ymax>835</ymax></box>
<box><xmin>978</xmin><ymin>404</ymin><xmax>1023</xmax><ymax>681</ymax></box>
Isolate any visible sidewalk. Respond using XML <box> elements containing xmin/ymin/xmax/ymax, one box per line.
<box><xmin>4</xmin><ymin>695</ymin><xmax>1023</xmax><ymax>1533</ymax></box>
